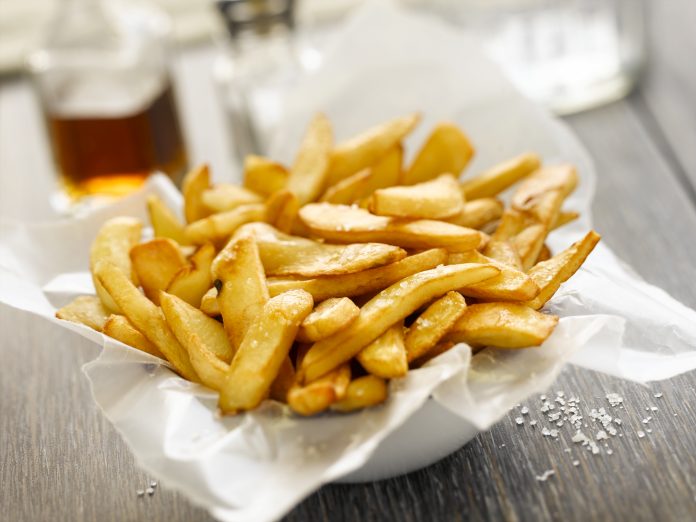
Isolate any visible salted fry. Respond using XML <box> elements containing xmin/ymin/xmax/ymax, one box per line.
<box><xmin>288</xmin><ymin>364</ymin><xmax>351</xmax><ymax>416</ymax></box>
<box><xmin>299</xmin><ymin>263</ymin><xmax>500</xmax><ymax>383</ymax></box>
<box><xmin>327</xmin><ymin>113</ymin><xmax>420</xmax><ymax>185</ymax></box>
<box><xmin>147</xmin><ymin>195</ymin><xmax>189</xmax><ymax>245</ymax></box>
<box><xmin>55</xmin><ymin>295</ymin><xmax>110</xmax><ymax>332</ymax></box>
<box><xmin>94</xmin><ymin>261</ymin><xmax>199</xmax><ymax>381</ymax></box>
<box><xmin>511</xmin><ymin>164</ymin><xmax>578</xmax><ymax>212</ymax></box>
<box><xmin>446</xmin><ymin>303</ymin><xmax>558</xmax><ymax>348</ymax></box>
<box><xmin>185</xmin><ymin>204</ymin><xmax>265</xmax><ymax>245</ymax></box>
<box><xmin>267</xmin><ymin>248</ymin><xmax>448</xmax><ymax>301</ymax></box>
<box><xmin>243</xmin><ymin>155</ymin><xmax>289</xmax><ymax>196</ymax></box>
<box><xmin>90</xmin><ymin>217</ymin><xmax>142</xmax><ymax>313</ymax></box>
<box><xmin>182</xmin><ymin>164</ymin><xmax>212</xmax><ymax>223</ymax></box>
<box><xmin>460</xmin><ymin>152</ymin><xmax>540</xmax><ymax>199</ymax></box>
<box><xmin>513</xmin><ymin>224</ymin><xmax>548</xmax><ymax>271</ymax></box>
<box><xmin>369</xmin><ymin>174</ymin><xmax>464</xmax><ymax>220</ymax></box>
<box><xmin>102</xmin><ymin>314</ymin><xmax>164</xmax><ymax>358</ymax></box>
<box><xmin>285</xmin><ymin>113</ymin><xmax>333</xmax><ymax>204</ymax></box>
<box><xmin>404</xmin><ymin>291</ymin><xmax>467</xmax><ymax>362</ymax></box>
<box><xmin>130</xmin><ymin>238</ymin><xmax>187</xmax><ymax>303</ymax></box>
<box><xmin>214</xmin><ymin>236</ymin><xmax>269</xmax><ymax>351</ymax></box>
<box><xmin>201</xmin><ymin>183</ymin><xmax>263</xmax><ymax>213</ymax></box>
<box><xmin>264</xmin><ymin>189</ymin><xmax>299</xmax><ymax>233</ymax></box>
<box><xmin>219</xmin><ymin>289</ymin><xmax>313</xmax><ymax>413</ymax></box>
<box><xmin>526</xmin><ymin>231</ymin><xmax>600</xmax><ymax>310</ymax></box>
<box><xmin>331</xmin><ymin>375</ymin><xmax>388</xmax><ymax>412</ymax></box>
<box><xmin>357</xmin><ymin>323</ymin><xmax>408</xmax><ymax>378</ymax></box>
<box><xmin>166</xmin><ymin>243</ymin><xmax>215</xmax><ymax>308</ymax></box>
<box><xmin>447</xmin><ymin>198</ymin><xmax>504</xmax><ymax>230</ymax></box>
<box><xmin>300</xmin><ymin>203</ymin><xmax>483</xmax><ymax>252</ymax></box>
<box><xmin>401</xmin><ymin>122</ymin><xmax>474</xmax><ymax>185</ymax></box>
<box><xmin>200</xmin><ymin>287</ymin><xmax>220</xmax><ymax>316</ymax></box>
<box><xmin>297</xmin><ymin>297</ymin><xmax>360</xmax><ymax>343</ymax></box>
<box><xmin>483</xmin><ymin>239</ymin><xmax>523</xmax><ymax>270</ymax></box>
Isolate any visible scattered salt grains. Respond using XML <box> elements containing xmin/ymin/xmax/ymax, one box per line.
<box><xmin>637</xmin><ymin>431</ymin><xmax>646</xmax><ymax>439</ymax></box>
<box><xmin>515</xmin><ymin>417</ymin><xmax>525</xmax><ymax>425</ymax></box>
<box><xmin>146</xmin><ymin>487</ymin><xmax>155</xmax><ymax>496</ymax></box>
<box><xmin>520</xmin><ymin>406</ymin><xmax>530</xmax><ymax>415</ymax></box>
<box><xmin>650</xmin><ymin>406</ymin><xmax>659</xmax><ymax>412</ymax></box>
<box><xmin>150</xmin><ymin>481</ymin><xmax>157</xmax><ymax>488</ymax></box>
<box><xmin>136</xmin><ymin>490</ymin><xmax>145</xmax><ymax>498</ymax></box>
<box><xmin>536</xmin><ymin>470</ymin><xmax>555</xmax><ymax>482</ymax></box>
<box><xmin>572</xmin><ymin>460</ymin><xmax>580</xmax><ymax>467</ymax></box>
<box><xmin>606</xmin><ymin>393</ymin><xmax>624</xmax><ymax>407</ymax></box>
<box><xmin>596</xmin><ymin>430</ymin><xmax>609</xmax><ymax>441</ymax></box>
<box><xmin>654</xmin><ymin>392</ymin><xmax>663</xmax><ymax>398</ymax></box>
<box><xmin>529</xmin><ymin>420</ymin><xmax>538</xmax><ymax>426</ymax></box>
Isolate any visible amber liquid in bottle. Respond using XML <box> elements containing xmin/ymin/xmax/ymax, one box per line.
<box><xmin>48</xmin><ymin>83</ymin><xmax>187</xmax><ymax>199</ymax></box>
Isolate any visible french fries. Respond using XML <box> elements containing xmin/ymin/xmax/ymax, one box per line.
<box><xmin>64</xmin><ymin>112</ymin><xmax>599</xmax><ymax>417</ymax></box>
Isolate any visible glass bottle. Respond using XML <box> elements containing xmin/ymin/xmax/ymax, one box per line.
<box><xmin>28</xmin><ymin>0</ymin><xmax>188</xmax><ymax>209</ymax></box>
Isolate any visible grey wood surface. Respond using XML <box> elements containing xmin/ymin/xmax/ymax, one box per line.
<box><xmin>2</xmin><ymin>5</ymin><xmax>696</xmax><ymax>522</ymax></box>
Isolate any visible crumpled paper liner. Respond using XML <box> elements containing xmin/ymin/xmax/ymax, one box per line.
<box><xmin>1</xmin><ymin>2</ymin><xmax>696</xmax><ymax>522</ymax></box>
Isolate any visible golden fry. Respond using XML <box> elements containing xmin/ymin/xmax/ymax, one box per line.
<box><xmin>182</xmin><ymin>164</ymin><xmax>212</xmax><ymax>223</ymax></box>
<box><xmin>369</xmin><ymin>174</ymin><xmax>464</xmax><ymax>220</ymax></box>
<box><xmin>285</xmin><ymin>113</ymin><xmax>333</xmax><ymax>204</ymax></box>
<box><xmin>147</xmin><ymin>195</ymin><xmax>189</xmax><ymax>245</ymax></box>
<box><xmin>55</xmin><ymin>295</ymin><xmax>110</xmax><ymax>332</ymax></box>
<box><xmin>201</xmin><ymin>183</ymin><xmax>263</xmax><ymax>213</ymax></box>
<box><xmin>103</xmin><ymin>314</ymin><xmax>164</xmax><ymax>358</ymax></box>
<box><xmin>297</xmin><ymin>297</ymin><xmax>360</xmax><ymax>343</ymax></box>
<box><xmin>185</xmin><ymin>204</ymin><xmax>266</xmax><ymax>246</ymax></box>
<box><xmin>243</xmin><ymin>155</ymin><xmax>289</xmax><ymax>196</ymax></box>
<box><xmin>264</xmin><ymin>189</ymin><xmax>300</xmax><ymax>234</ymax></box>
<box><xmin>447</xmin><ymin>198</ymin><xmax>504</xmax><ymax>230</ymax></box>
<box><xmin>288</xmin><ymin>364</ymin><xmax>351</xmax><ymax>416</ymax></box>
<box><xmin>460</xmin><ymin>152</ymin><xmax>540</xmax><ymax>200</ymax></box>
<box><xmin>357</xmin><ymin>323</ymin><xmax>408</xmax><ymax>379</ymax></box>
<box><xmin>130</xmin><ymin>238</ymin><xmax>187</xmax><ymax>303</ymax></box>
<box><xmin>331</xmin><ymin>375</ymin><xmax>388</xmax><ymax>412</ymax></box>
<box><xmin>167</xmin><ymin>243</ymin><xmax>215</xmax><ymax>308</ymax></box>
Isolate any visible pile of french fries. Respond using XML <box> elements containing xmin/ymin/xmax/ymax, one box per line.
<box><xmin>56</xmin><ymin>113</ymin><xmax>600</xmax><ymax>416</ymax></box>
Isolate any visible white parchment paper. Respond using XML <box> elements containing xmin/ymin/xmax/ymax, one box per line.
<box><xmin>1</xmin><ymin>3</ymin><xmax>696</xmax><ymax>521</ymax></box>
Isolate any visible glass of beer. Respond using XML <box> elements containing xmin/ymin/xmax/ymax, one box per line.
<box><xmin>28</xmin><ymin>0</ymin><xmax>188</xmax><ymax>210</ymax></box>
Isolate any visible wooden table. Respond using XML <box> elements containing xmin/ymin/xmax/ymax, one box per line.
<box><xmin>2</xmin><ymin>3</ymin><xmax>695</xmax><ymax>521</ymax></box>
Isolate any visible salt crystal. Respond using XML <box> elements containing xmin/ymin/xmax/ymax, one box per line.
<box><xmin>530</xmin><ymin>420</ymin><xmax>538</xmax><ymax>426</ymax></box>
<box><xmin>614</xmin><ymin>419</ymin><xmax>622</xmax><ymax>425</ymax></box>
<box><xmin>146</xmin><ymin>487</ymin><xmax>155</xmax><ymax>496</ymax></box>
<box><xmin>556</xmin><ymin>391</ymin><xmax>565</xmax><ymax>398</ymax></box>
<box><xmin>654</xmin><ymin>392</ymin><xmax>663</xmax><ymax>398</ymax></box>
<box><xmin>650</xmin><ymin>406</ymin><xmax>658</xmax><ymax>412</ymax></box>
<box><xmin>596</xmin><ymin>430</ymin><xmax>609</xmax><ymax>441</ymax></box>
<box><xmin>606</xmin><ymin>393</ymin><xmax>623</xmax><ymax>406</ymax></box>
<box><xmin>515</xmin><ymin>417</ymin><xmax>525</xmax><ymax>425</ymax></box>
<box><xmin>136</xmin><ymin>490</ymin><xmax>145</xmax><ymax>497</ymax></box>
<box><xmin>637</xmin><ymin>431</ymin><xmax>646</xmax><ymax>438</ymax></box>
<box><xmin>540</xmin><ymin>395</ymin><xmax>547</xmax><ymax>401</ymax></box>
<box><xmin>149</xmin><ymin>481</ymin><xmax>157</xmax><ymax>488</ymax></box>
<box><xmin>542</xmin><ymin>428</ymin><xmax>551</xmax><ymax>436</ymax></box>
<box><xmin>520</xmin><ymin>406</ymin><xmax>530</xmax><ymax>415</ymax></box>
<box><xmin>607</xmin><ymin>449</ymin><xmax>614</xmax><ymax>455</ymax></box>
<box><xmin>647</xmin><ymin>429</ymin><xmax>652</xmax><ymax>433</ymax></box>
<box><xmin>536</xmin><ymin>469</ymin><xmax>555</xmax><ymax>482</ymax></box>
<box><xmin>572</xmin><ymin>460</ymin><xmax>580</xmax><ymax>466</ymax></box>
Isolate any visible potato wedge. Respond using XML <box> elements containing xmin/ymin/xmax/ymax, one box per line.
<box><xmin>357</xmin><ymin>323</ymin><xmax>408</xmax><ymax>379</ymax></box>
<box><xmin>320</xmin><ymin>145</ymin><xmax>402</xmax><ymax>204</ymax></box>
<box><xmin>297</xmin><ymin>297</ymin><xmax>360</xmax><ymax>343</ymax></box>
<box><xmin>102</xmin><ymin>314</ymin><xmax>164</xmax><ymax>358</ymax></box>
<box><xmin>288</xmin><ymin>364</ymin><xmax>351</xmax><ymax>416</ymax></box>
<box><xmin>513</xmin><ymin>224</ymin><xmax>548</xmax><ymax>271</ymax></box>
<box><xmin>200</xmin><ymin>287</ymin><xmax>220</xmax><ymax>316</ymax></box>
<box><xmin>166</xmin><ymin>243</ymin><xmax>215</xmax><ymax>308</ymax></box>
<box><xmin>243</xmin><ymin>155</ymin><xmax>289</xmax><ymax>196</ymax></box>
<box><xmin>526</xmin><ymin>231</ymin><xmax>600</xmax><ymax>310</ymax></box>
<box><xmin>215</xmin><ymin>236</ymin><xmax>269</xmax><ymax>351</ymax></box>
<box><xmin>232</xmin><ymin>222</ymin><xmax>406</xmax><ymax>277</ymax></box>
<box><xmin>267</xmin><ymin>248</ymin><xmax>449</xmax><ymax>301</ymax></box>
<box><xmin>219</xmin><ymin>289</ymin><xmax>313</xmax><ymax>413</ymax></box>
<box><xmin>446</xmin><ymin>303</ymin><xmax>558</xmax><ymax>348</ymax></box>
<box><xmin>460</xmin><ymin>152</ymin><xmax>540</xmax><ymax>200</ymax></box>
<box><xmin>285</xmin><ymin>113</ymin><xmax>333</xmax><ymax>204</ymax></box>
<box><xmin>55</xmin><ymin>295</ymin><xmax>110</xmax><ymax>332</ymax></box>
<box><xmin>331</xmin><ymin>375</ymin><xmax>388</xmax><ymax>412</ymax></box>
<box><xmin>182</xmin><ymin>164</ymin><xmax>211</xmax><ymax>223</ymax></box>
<box><xmin>201</xmin><ymin>183</ymin><xmax>263</xmax><ymax>213</ymax></box>
<box><xmin>448</xmin><ymin>251</ymin><xmax>540</xmax><ymax>301</ymax></box>
<box><xmin>299</xmin><ymin>263</ymin><xmax>500</xmax><ymax>383</ymax></box>
<box><xmin>404</xmin><ymin>291</ymin><xmax>467</xmax><ymax>362</ymax></box>
<box><xmin>147</xmin><ymin>195</ymin><xmax>189</xmax><ymax>245</ymax></box>
<box><xmin>327</xmin><ymin>113</ymin><xmax>420</xmax><ymax>185</ymax></box>
<box><xmin>401</xmin><ymin>122</ymin><xmax>474</xmax><ymax>185</ymax></box>
<box><xmin>511</xmin><ymin>164</ymin><xmax>578</xmax><ymax>212</ymax></box>
<box><xmin>90</xmin><ymin>217</ymin><xmax>142</xmax><ymax>312</ymax></box>
<box><xmin>94</xmin><ymin>261</ymin><xmax>198</xmax><ymax>381</ymax></box>
<box><xmin>130</xmin><ymin>238</ymin><xmax>187</xmax><ymax>304</ymax></box>
<box><xmin>264</xmin><ymin>189</ymin><xmax>299</xmax><ymax>234</ymax></box>
<box><xmin>185</xmin><ymin>204</ymin><xmax>266</xmax><ymax>246</ymax></box>
<box><xmin>269</xmin><ymin>356</ymin><xmax>296</xmax><ymax>403</ymax></box>
<box><xmin>300</xmin><ymin>203</ymin><xmax>483</xmax><ymax>252</ymax></box>
<box><xmin>447</xmin><ymin>198</ymin><xmax>504</xmax><ymax>230</ymax></box>
<box><xmin>483</xmin><ymin>239</ymin><xmax>523</xmax><ymax>270</ymax></box>
<box><xmin>369</xmin><ymin>174</ymin><xmax>464</xmax><ymax>220</ymax></box>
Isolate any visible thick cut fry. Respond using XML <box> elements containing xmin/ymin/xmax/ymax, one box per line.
<box><xmin>185</xmin><ymin>204</ymin><xmax>265</xmax><ymax>245</ymax></box>
<box><xmin>160</xmin><ymin>292</ymin><xmax>234</xmax><ymax>363</ymax></box>
<box><xmin>219</xmin><ymin>289</ymin><xmax>313</xmax><ymax>413</ymax></box>
<box><xmin>300</xmin><ymin>203</ymin><xmax>483</xmax><ymax>252</ymax></box>
<box><xmin>513</xmin><ymin>224</ymin><xmax>548</xmax><ymax>271</ymax></box>
<box><xmin>55</xmin><ymin>295</ymin><xmax>110</xmax><ymax>332</ymax></box>
<box><xmin>327</xmin><ymin>113</ymin><xmax>420</xmax><ymax>185</ymax></box>
<box><xmin>103</xmin><ymin>314</ymin><xmax>164</xmax><ymax>358</ymax></box>
<box><xmin>264</xmin><ymin>189</ymin><xmax>299</xmax><ymax>233</ymax></box>
<box><xmin>552</xmin><ymin>210</ymin><xmax>580</xmax><ymax>231</ymax></box>
<box><xmin>448</xmin><ymin>251</ymin><xmax>540</xmax><ymax>301</ymax></box>
<box><xmin>447</xmin><ymin>198</ymin><xmax>504</xmax><ymax>230</ymax></box>
<box><xmin>460</xmin><ymin>152</ymin><xmax>541</xmax><ymax>199</ymax></box>
<box><xmin>483</xmin><ymin>239</ymin><xmax>523</xmax><ymax>270</ymax></box>
<box><xmin>297</xmin><ymin>297</ymin><xmax>360</xmax><ymax>343</ymax></box>
<box><xmin>525</xmin><ymin>231</ymin><xmax>600</xmax><ymax>310</ymax></box>
<box><xmin>285</xmin><ymin>113</ymin><xmax>333</xmax><ymax>204</ymax></box>
<box><xmin>243</xmin><ymin>155</ymin><xmax>289</xmax><ymax>196</ymax></box>
<box><xmin>201</xmin><ymin>184</ymin><xmax>263</xmax><ymax>213</ymax></box>
<box><xmin>511</xmin><ymin>164</ymin><xmax>578</xmax><ymax>212</ymax></box>
<box><xmin>404</xmin><ymin>291</ymin><xmax>467</xmax><ymax>362</ymax></box>
<box><xmin>130</xmin><ymin>238</ymin><xmax>187</xmax><ymax>303</ymax></box>
<box><xmin>357</xmin><ymin>323</ymin><xmax>408</xmax><ymax>378</ymax></box>
<box><xmin>288</xmin><ymin>364</ymin><xmax>351</xmax><ymax>416</ymax></box>
<box><xmin>270</xmin><ymin>357</ymin><xmax>296</xmax><ymax>403</ymax></box>
<box><xmin>182</xmin><ymin>164</ymin><xmax>211</xmax><ymax>223</ymax></box>
<box><xmin>331</xmin><ymin>375</ymin><xmax>388</xmax><ymax>412</ymax></box>
<box><xmin>147</xmin><ymin>195</ymin><xmax>189</xmax><ymax>245</ymax></box>
<box><xmin>267</xmin><ymin>248</ymin><xmax>449</xmax><ymax>301</ymax></box>
<box><xmin>94</xmin><ymin>261</ymin><xmax>198</xmax><ymax>381</ymax></box>
<box><xmin>369</xmin><ymin>174</ymin><xmax>464</xmax><ymax>220</ymax></box>
<box><xmin>233</xmin><ymin>222</ymin><xmax>406</xmax><ymax>277</ymax></box>
<box><xmin>90</xmin><ymin>217</ymin><xmax>142</xmax><ymax>312</ymax></box>
<box><xmin>402</xmin><ymin>122</ymin><xmax>474</xmax><ymax>185</ymax></box>
<box><xmin>200</xmin><ymin>287</ymin><xmax>220</xmax><ymax>316</ymax></box>
<box><xmin>299</xmin><ymin>263</ymin><xmax>500</xmax><ymax>383</ymax></box>
<box><xmin>215</xmin><ymin>237</ymin><xmax>269</xmax><ymax>351</ymax></box>
<box><xmin>166</xmin><ymin>243</ymin><xmax>215</xmax><ymax>308</ymax></box>
<box><xmin>537</xmin><ymin>244</ymin><xmax>552</xmax><ymax>263</ymax></box>
<box><xmin>320</xmin><ymin>145</ymin><xmax>402</xmax><ymax>204</ymax></box>
<box><xmin>446</xmin><ymin>303</ymin><xmax>558</xmax><ymax>348</ymax></box>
